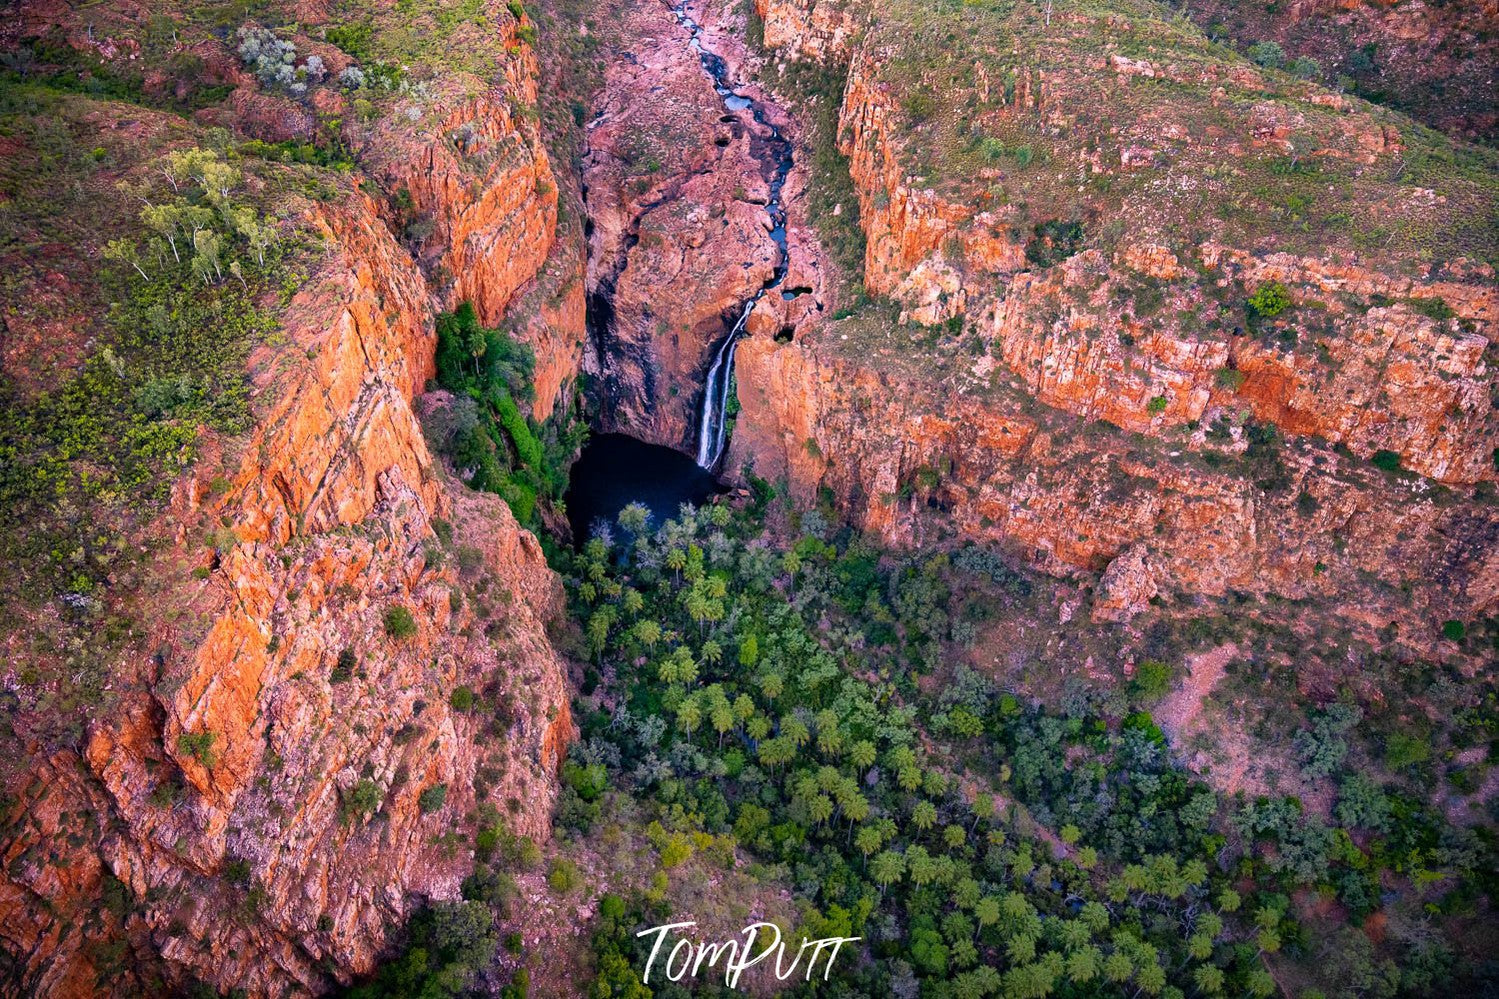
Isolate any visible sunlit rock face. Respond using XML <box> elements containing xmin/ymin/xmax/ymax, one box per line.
<box><xmin>0</xmin><ymin>5</ymin><xmax>575</xmax><ymax>994</ymax></box>
<box><xmin>727</xmin><ymin>0</ymin><xmax>1497</xmax><ymax>643</ymax></box>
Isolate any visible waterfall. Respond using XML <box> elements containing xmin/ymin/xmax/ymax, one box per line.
<box><xmin>670</xmin><ymin>2</ymin><xmax>793</xmax><ymax>471</ymax></box>
<box><xmin>695</xmin><ymin>305</ymin><xmax>753</xmax><ymax>469</ymax></box>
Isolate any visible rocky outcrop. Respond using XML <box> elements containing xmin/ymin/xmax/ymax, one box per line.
<box><xmin>730</xmin><ymin>0</ymin><xmax>1497</xmax><ymax>617</ymax></box>
<box><xmin>751</xmin><ymin>0</ymin><xmax>857</xmax><ymax>61</ymax></box>
<box><xmin>836</xmin><ymin>48</ymin><xmax>1036</xmax><ymax>325</ymax></box>
<box><xmin>362</xmin><ymin>16</ymin><xmax>560</xmax><ymax>329</ymax></box>
<box><xmin>582</xmin><ymin>0</ymin><xmax>798</xmax><ymax>450</ymax></box>
<box><xmin>729</xmin><ymin>327</ymin><xmax>1497</xmax><ymax>630</ymax></box>
<box><xmin>1094</xmin><ymin>544</ymin><xmax>1159</xmax><ymax>622</ymax></box>
<box><xmin>1</xmin><ymin>176</ymin><xmax>573</xmax><ymax>996</ymax></box>
<box><xmin>975</xmin><ymin>246</ymin><xmax>1497</xmax><ymax>486</ymax></box>
<box><xmin>0</xmin><ymin>11</ymin><xmax>580</xmax><ymax>994</ymax></box>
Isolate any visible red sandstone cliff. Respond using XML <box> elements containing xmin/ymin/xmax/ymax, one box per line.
<box><xmin>752</xmin><ymin>0</ymin><xmax>857</xmax><ymax>62</ymax></box>
<box><xmin>582</xmin><ymin>0</ymin><xmax>819</xmax><ymax>450</ymax></box>
<box><xmin>729</xmin><ymin>0</ymin><xmax>1498</xmax><ymax>631</ymax></box>
<box><xmin>1</xmin><ymin>183</ymin><xmax>573</xmax><ymax>999</ymax></box>
<box><xmin>0</xmin><ymin>6</ymin><xmax>580</xmax><ymax>994</ymax></box>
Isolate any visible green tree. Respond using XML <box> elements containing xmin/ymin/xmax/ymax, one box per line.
<box><xmin>1248</xmin><ymin>280</ymin><xmax>1292</xmax><ymax>316</ymax></box>
<box><xmin>871</xmin><ymin>850</ymin><xmax>906</xmax><ymax>892</ymax></box>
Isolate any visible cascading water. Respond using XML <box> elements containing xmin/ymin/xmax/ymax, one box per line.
<box><xmin>695</xmin><ymin>305</ymin><xmax>752</xmax><ymax>468</ymax></box>
<box><xmin>670</xmin><ymin>3</ymin><xmax>793</xmax><ymax>470</ymax></box>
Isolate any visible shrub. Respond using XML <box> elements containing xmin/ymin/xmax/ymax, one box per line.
<box><xmin>331</xmin><ymin>647</ymin><xmax>357</xmax><ymax>683</ymax></box>
<box><xmin>1248</xmin><ymin>41</ymin><xmax>1286</xmax><ymax>69</ymax></box>
<box><xmin>563</xmin><ymin>760</ymin><xmax>608</xmax><ymax>802</ymax></box>
<box><xmin>1146</xmin><ymin>395</ymin><xmax>1168</xmax><ymax>415</ymax></box>
<box><xmin>426</xmin><ymin>301</ymin><xmax>568</xmax><ymax>528</ymax></box>
<box><xmin>1336</xmin><ymin>774</ymin><xmax>1392</xmax><ymax>833</ymax></box>
<box><xmin>1025</xmin><ymin>220</ymin><xmax>1085</xmax><ymax>268</ymax></box>
<box><xmin>325</xmin><ymin>21</ymin><xmax>374</xmax><ymax>59</ymax></box>
<box><xmin>1122</xmin><ymin>711</ymin><xmax>1166</xmax><ymax>745</ymax></box>
<box><xmin>1129</xmin><ymin>660</ymin><xmax>1176</xmax><ymax>703</ymax></box>
<box><xmin>1247</xmin><ymin>281</ymin><xmax>1292</xmax><ymax>317</ymax></box>
<box><xmin>224</xmin><ymin>857</ymin><xmax>252</xmax><ymax>885</ymax></box>
<box><xmin>547</xmin><ymin>857</ymin><xmax>582</xmax><ymax>893</ymax></box>
<box><xmin>418</xmin><ymin>783</ymin><xmax>449</xmax><ymax>814</ymax></box>
<box><xmin>346</xmin><ymin>901</ymin><xmax>496</xmax><ymax>998</ymax></box>
<box><xmin>1287</xmin><ymin>56</ymin><xmax>1321</xmax><ymax>78</ymax></box>
<box><xmin>476</xmin><ymin>825</ymin><xmax>502</xmax><ymax>860</ymax></box>
<box><xmin>902</xmin><ymin>89</ymin><xmax>936</xmax><ymax>122</ymax></box>
<box><xmin>1407</xmin><ymin>296</ymin><xmax>1455</xmax><ymax>321</ymax></box>
<box><xmin>450</xmin><ymin>685</ymin><xmax>475</xmax><ymax>711</ymax></box>
<box><xmin>343</xmin><ymin>779</ymin><xmax>382</xmax><ymax>823</ymax></box>
<box><xmin>384</xmin><ymin>605</ymin><xmax>418</xmax><ymax>638</ymax></box>
<box><xmin>1370</xmin><ymin>449</ymin><xmax>1401</xmax><ymax>472</ymax></box>
<box><xmin>1384</xmin><ymin>732</ymin><xmax>1430</xmax><ymax>770</ymax></box>
<box><xmin>1292</xmin><ymin>703</ymin><xmax>1361</xmax><ymax>778</ymax></box>
<box><xmin>1441</xmin><ymin>619</ymin><xmax>1466</xmax><ymax>642</ymax></box>
<box><xmin>177</xmin><ymin>730</ymin><xmax>217</xmax><ymax>768</ymax></box>
<box><xmin>1214</xmin><ymin>367</ymin><xmax>1247</xmax><ymax>391</ymax></box>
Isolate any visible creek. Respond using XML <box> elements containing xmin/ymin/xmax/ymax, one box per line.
<box><xmin>675</xmin><ymin>2</ymin><xmax>793</xmax><ymax>470</ymax></box>
<box><xmin>568</xmin><ymin>3</ymin><xmax>794</xmax><ymax>541</ymax></box>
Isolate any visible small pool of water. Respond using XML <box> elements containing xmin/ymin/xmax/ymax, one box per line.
<box><xmin>566</xmin><ymin>433</ymin><xmax>725</xmax><ymax>543</ymax></box>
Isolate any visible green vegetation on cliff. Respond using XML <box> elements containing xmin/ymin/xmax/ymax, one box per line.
<box><xmin>0</xmin><ymin>107</ymin><xmax>294</xmax><ymax>608</ymax></box>
<box><xmin>427</xmin><ymin>301</ymin><xmax>586</xmax><ymax>525</ymax></box>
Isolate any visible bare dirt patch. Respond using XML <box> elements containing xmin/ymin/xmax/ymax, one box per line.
<box><xmin>1157</xmin><ymin>643</ymin><xmax>1332</xmax><ymax>816</ymax></box>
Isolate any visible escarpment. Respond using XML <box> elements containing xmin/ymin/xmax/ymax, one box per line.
<box><xmin>2</xmin><ymin>175</ymin><xmax>572</xmax><ymax>999</ymax></box>
<box><xmin>2</xmin><ymin>0</ymin><xmax>1497</xmax><ymax>989</ymax></box>
<box><xmin>731</xmin><ymin>326</ymin><xmax>1496</xmax><ymax>634</ymax></box>
<box><xmin>0</xmin><ymin>8</ymin><xmax>580</xmax><ymax>998</ymax></box>
<box><xmin>726</xmin><ymin>0</ymin><xmax>1498</xmax><ymax>631</ymax></box>
<box><xmin>581</xmin><ymin>0</ymin><xmax>824</xmax><ymax>451</ymax></box>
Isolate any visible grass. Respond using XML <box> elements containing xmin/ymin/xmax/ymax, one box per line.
<box><xmin>0</xmin><ymin>89</ymin><xmax>341</xmax><ymax>749</ymax></box>
<box><xmin>329</xmin><ymin>0</ymin><xmax>530</xmax><ymax>79</ymax></box>
<box><xmin>845</xmin><ymin>0</ymin><xmax>1497</xmax><ymax>267</ymax></box>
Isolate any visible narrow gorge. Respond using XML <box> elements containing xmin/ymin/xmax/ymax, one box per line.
<box><xmin>1</xmin><ymin>0</ymin><xmax>1496</xmax><ymax>994</ymax></box>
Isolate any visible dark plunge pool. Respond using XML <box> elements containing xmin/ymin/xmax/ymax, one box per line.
<box><xmin>565</xmin><ymin>433</ymin><xmax>725</xmax><ymax>543</ymax></box>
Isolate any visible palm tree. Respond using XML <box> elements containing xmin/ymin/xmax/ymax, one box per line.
<box><xmin>870</xmin><ymin>850</ymin><xmax>905</xmax><ymax>895</ymax></box>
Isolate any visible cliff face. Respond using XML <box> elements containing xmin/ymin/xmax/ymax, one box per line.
<box><xmin>2</xmin><ymin>186</ymin><xmax>572</xmax><ymax>999</ymax></box>
<box><xmin>582</xmin><ymin>0</ymin><xmax>801</xmax><ymax>451</ymax></box>
<box><xmin>733</xmin><ymin>328</ymin><xmax>1495</xmax><ymax>622</ymax></box>
<box><xmin>729</xmin><ymin>0</ymin><xmax>1497</xmax><ymax>629</ymax></box>
<box><xmin>364</xmin><ymin>56</ymin><xmax>560</xmax><ymax>329</ymax></box>
<box><xmin>836</xmin><ymin>59</ymin><xmax>1010</xmax><ymax>324</ymax></box>
<box><xmin>353</xmin><ymin>13</ymin><xmax>588</xmax><ymax>423</ymax></box>
<box><xmin>751</xmin><ymin>0</ymin><xmax>856</xmax><ymax>61</ymax></box>
<box><xmin>824</xmin><ymin>33</ymin><xmax>1497</xmax><ymax>482</ymax></box>
<box><xmin>0</xmin><ymin>10</ymin><xmax>578</xmax><ymax>997</ymax></box>
<box><xmin>973</xmin><ymin>245</ymin><xmax>1496</xmax><ymax>486</ymax></box>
